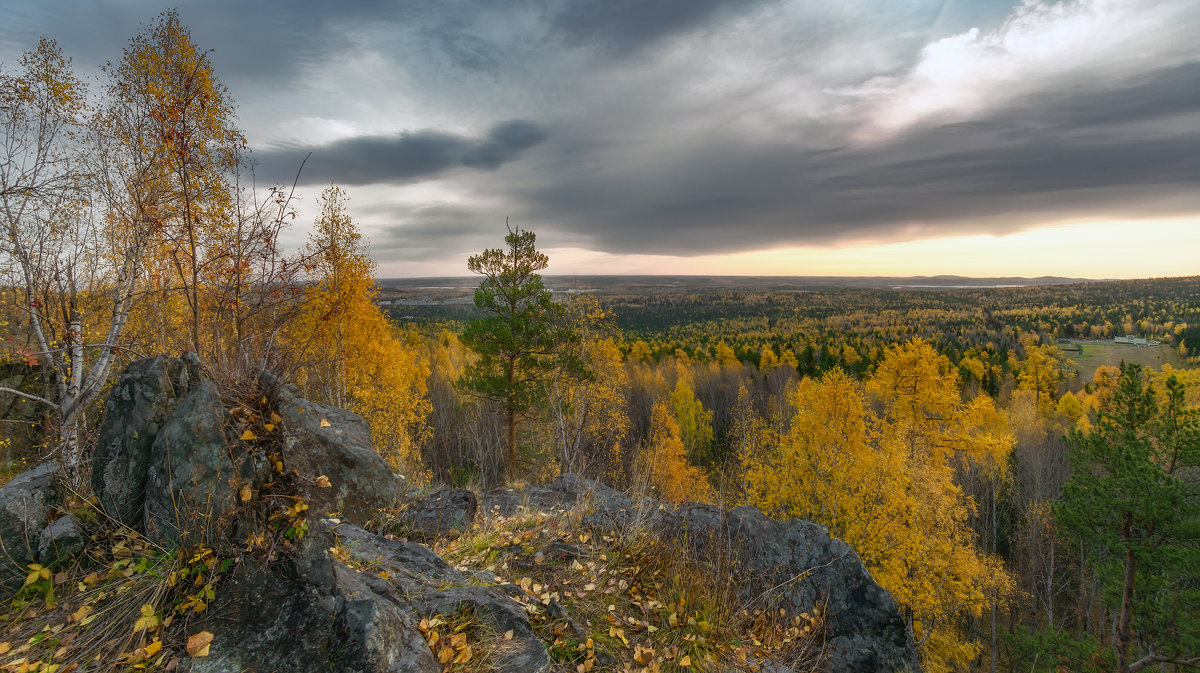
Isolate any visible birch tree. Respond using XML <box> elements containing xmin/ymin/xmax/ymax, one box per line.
<box><xmin>0</xmin><ymin>39</ymin><xmax>148</xmax><ymax>475</ymax></box>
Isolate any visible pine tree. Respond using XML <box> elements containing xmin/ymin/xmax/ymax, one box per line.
<box><xmin>460</xmin><ymin>224</ymin><xmax>576</xmax><ymax>480</ymax></box>
<box><xmin>1057</xmin><ymin>364</ymin><xmax>1199</xmax><ymax>673</ymax></box>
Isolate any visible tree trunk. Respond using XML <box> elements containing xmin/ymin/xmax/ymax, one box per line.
<box><xmin>1116</xmin><ymin>513</ymin><xmax>1137</xmax><ymax>673</ymax></box>
<box><xmin>506</xmin><ymin>402</ymin><xmax>517</xmax><ymax>481</ymax></box>
<box><xmin>990</xmin><ymin>479</ymin><xmax>998</xmax><ymax>673</ymax></box>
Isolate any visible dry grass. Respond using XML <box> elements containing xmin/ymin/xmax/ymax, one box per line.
<box><xmin>422</xmin><ymin>499</ymin><xmax>826</xmax><ymax>673</ymax></box>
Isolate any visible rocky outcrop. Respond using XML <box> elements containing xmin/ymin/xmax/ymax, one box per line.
<box><xmin>87</xmin><ymin>358</ymin><xmax>915</xmax><ymax>673</ymax></box>
<box><xmin>93</xmin><ymin>356</ymin><xmax>190</xmax><ymax>529</ymax></box>
<box><xmin>185</xmin><ymin>520</ymin><xmax>548</xmax><ymax>673</ymax></box>
<box><xmin>144</xmin><ymin>381</ymin><xmax>242</xmax><ymax>546</ymax></box>
<box><xmin>259</xmin><ymin>371</ymin><xmax>402</xmax><ymax>523</ymax></box>
<box><xmin>92</xmin><ymin>358</ymin><xmax>403</xmax><ymax>546</ymax></box>
<box><xmin>529</xmin><ymin>474</ymin><xmax>920</xmax><ymax>673</ymax></box>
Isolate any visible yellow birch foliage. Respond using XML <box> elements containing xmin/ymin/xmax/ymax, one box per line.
<box><xmin>104</xmin><ymin>10</ymin><xmax>244</xmax><ymax>359</ymax></box>
<box><xmin>744</xmin><ymin>369</ymin><xmax>907</xmax><ymax>571</ymax></box>
<box><xmin>289</xmin><ymin>186</ymin><xmax>429</xmax><ymax>474</ymax></box>
<box><xmin>668</xmin><ymin>376</ymin><xmax>714</xmax><ymax>465</ymax></box>
<box><xmin>637</xmin><ymin>401</ymin><xmax>710</xmax><ymax>504</ymax></box>
<box><xmin>744</xmin><ymin>341</ymin><xmax>1013</xmax><ymax>673</ymax></box>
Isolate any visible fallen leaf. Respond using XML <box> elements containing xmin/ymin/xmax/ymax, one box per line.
<box><xmin>319</xmin><ymin>419</ymin><xmax>332</xmax><ymax>428</ymax></box>
<box><xmin>680</xmin><ymin>654</ymin><xmax>692</xmax><ymax>667</ymax></box>
<box><xmin>186</xmin><ymin>631</ymin><xmax>213</xmax><ymax>657</ymax></box>
<box><xmin>452</xmin><ymin>644</ymin><xmax>472</xmax><ymax>664</ymax></box>
<box><xmin>239</xmin><ymin>429</ymin><xmax>256</xmax><ymax>441</ymax></box>
<box><xmin>240</xmin><ymin>485</ymin><xmax>252</xmax><ymax>502</ymax></box>
<box><xmin>315</xmin><ymin>475</ymin><xmax>331</xmax><ymax>488</ymax></box>
<box><xmin>145</xmin><ymin>640</ymin><xmax>162</xmax><ymax>656</ymax></box>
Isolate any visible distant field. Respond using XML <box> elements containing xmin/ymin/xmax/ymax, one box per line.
<box><xmin>1067</xmin><ymin>342</ymin><xmax>1191</xmax><ymax>383</ymax></box>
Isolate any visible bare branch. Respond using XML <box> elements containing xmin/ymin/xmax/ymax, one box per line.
<box><xmin>0</xmin><ymin>386</ymin><xmax>59</xmax><ymax>410</ymax></box>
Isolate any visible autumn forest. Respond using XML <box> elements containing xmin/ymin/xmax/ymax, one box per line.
<box><xmin>1</xmin><ymin>12</ymin><xmax>1198</xmax><ymax>673</ymax></box>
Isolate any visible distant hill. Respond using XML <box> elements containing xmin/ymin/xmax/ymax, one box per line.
<box><xmin>377</xmin><ymin>274</ymin><xmax>1102</xmax><ymax>292</ymax></box>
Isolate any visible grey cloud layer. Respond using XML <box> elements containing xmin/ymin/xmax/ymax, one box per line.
<box><xmin>253</xmin><ymin>121</ymin><xmax>547</xmax><ymax>186</ymax></box>
<box><xmin>515</xmin><ymin>62</ymin><xmax>1200</xmax><ymax>255</ymax></box>
<box><xmin>3</xmin><ymin>0</ymin><xmax>1197</xmax><ymax>263</ymax></box>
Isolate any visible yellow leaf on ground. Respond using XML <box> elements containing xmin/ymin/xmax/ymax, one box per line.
<box><xmin>437</xmin><ymin>646</ymin><xmax>455</xmax><ymax>663</ymax></box>
<box><xmin>319</xmin><ymin>419</ymin><xmax>332</xmax><ymax>428</ymax></box>
<box><xmin>269</xmin><ymin>412</ymin><xmax>282</xmax><ymax>424</ymax></box>
<box><xmin>315</xmin><ymin>475</ymin><xmax>331</xmax><ymax>488</ymax></box>
<box><xmin>680</xmin><ymin>655</ymin><xmax>692</xmax><ymax>667</ymax></box>
<box><xmin>240</xmin><ymin>429</ymin><xmax>256</xmax><ymax>441</ymax></box>
<box><xmin>186</xmin><ymin>631</ymin><xmax>213</xmax><ymax>657</ymax></box>
<box><xmin>69</xmin><ymin>605</ymin><xmax>91</xmax><ymax>623</ymax></box>
<box><xmin>0</xmin><ymin>643</ymin><xmax>9</xmax><ymax>654</ymax></box>
<box><xmin>145</xmin><ymin>640</ymin><xmax>162</xmax><ymax>656</ymax></box>
<box><xmin>452</xmin><ymin>645</ymin><xmax>473</xmax><ymax>664</ymax></box>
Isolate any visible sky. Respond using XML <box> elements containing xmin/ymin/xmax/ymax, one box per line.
<box><xmin>2</xmin><ymin>0</ymin><xmax>1198</xmax><ymax>278</ymax></box>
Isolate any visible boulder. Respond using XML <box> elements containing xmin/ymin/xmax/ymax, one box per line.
<box><xmin>93</xmin><ymin>356</ymin><xmax>190</xmax><ymax>528</ymax></box>
<box><xmin>92</xmin><ymin>360</ymin><xmax>404</xmax><ymax>542</ymax></box>
<box><xmin>390</xmin><ymin>488</ymin><xmax>477</xmax><ymax>540</ymax></box>
<box><xmin>186</xmin><ymin>521</ymin><xmax>547</xmax><ymax>673</ymax></box>
<box><xmin>501</xmin><ymin>474</ymin><xmax>920</xmax><ymax>673</ymax></box>
<box><xmin>36</xmin><ymin>514</ymin><xmax>84</xmax><ymax>565</ymax></box>
<box><xmin>482</xmin><ymin>472</ymin><xmax>633</xmax><ymax>517</ymax></box>
<box><xmin>143</xmin><ymin>382</ymin><xmax>242</xmax><ymax>547</ymax></box>
<box><xmin>260</xmin><ymin>372</ymin><xmax>402</xmax><ymax>524</ymax></box>
<box><xmin>0</xmin><ymin>463</ymin><xmax>58</xmax><ymax>585</ymax></box>
<box><xmin>658</xmin><ymin>504</ymin><xmax>918</xmax><ymax>673</ymax></box>
<box><xmin>420</xmin><ymin>585</ymin><xmax>550</xmax><ymax>673</ymax></box>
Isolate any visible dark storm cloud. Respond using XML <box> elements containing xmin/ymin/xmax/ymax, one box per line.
<box><xmin>517</xmin><ymin>63</ymin><xmax>1200</xmax><ymax>255</ymax></box>
<box><xmin>550</xmin><ymin>0</ymin><xmax>778</xmax><ymax>52</ymax></box>
<box><xmin>254</xmin><ymin>121</ymin><xmax>548</xmax><ymax>186</ymax></box>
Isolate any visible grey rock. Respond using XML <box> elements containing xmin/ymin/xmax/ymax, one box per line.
<box><xmin>0</xmin><ymin>463</ymin><xmax>58</xmax><ymax>588</ymax></box>
<box><xmin>188</xmin><ymin>521</ymin><xmax>552</xmax><ymax>673</ymax></box>
<box><xmin>392</xmin><ymin>488</ymin><xmax>476</xmax><ymax>540</ymax></box>
<box><xmin>260</xmin><ymin>371</ymin><xmax>402</xmax><ymax>524</ymax></box>
<box><xmin>482</xmin><ymin>472</ymin><xmax>633</xmax><ymax>517</ymax></box>
<box><xmin>623</xmin><ymin>502</ymin><xmax>917</xmax><ymax>673</ymax></box>
<box><xmin>328</xmin><ymin>521</ymin><xmax>464</xmax><ymax>593</ymax></box>
<box><xmin>143</xmin><ymin>381</ymin><xmax>240</xmax><ymax>547</ymax></box>
<box><xmin>182</xmin><ymin>560</ymin><xmax>345</xmax><ymax>673</ymax></box>
<box><xmin>335</xmin><ymin>563</ymin><xmax>440</xmax><ymax>673</ymax></box>
<box><xmin>507</xmin><ymin>474</ymin><xmax>919</xmax><ymax>673</ymax></box>
<box><xmin>35</xmin><ymin>514</ymin><xmax>84</xmax><ymax>565</ymax></box>
<box><xmin>420</xmin><ymin>585</ymin><xmax>550</xmax><ymax>673</ymax></box>
<box><xmin>93</xmin><ymin>356</ymin><xmax>189</xmax><ymax>528</ymax></box>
